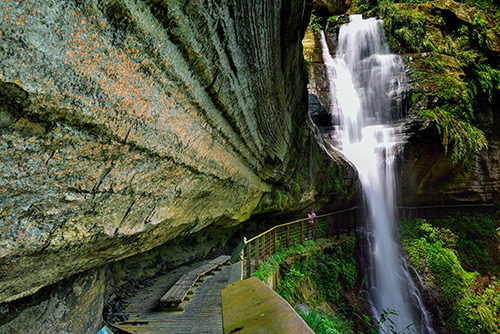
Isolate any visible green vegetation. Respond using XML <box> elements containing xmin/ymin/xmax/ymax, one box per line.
<box><xmin>420</xmin><ymin>107</ymin><xmax>487</xmax><ymax>166</ymax></box>
<box><xmin>399</xmin><ymin>212</ymin><xmax>500</xmax><ymax>333</ymax></box>
<box><xmin>251</xmin><ymin>238</ymin><xmax>357</xmax><ymax>333</ymax></box>
<box><xmin>295</xmin><ymin>307</ymin><xmax>353</xmax><ymax>334</ymax></box>
<box><xmin>252</xmin><ymin>240</ymin><xmax>319</xmax><ymax>282</ymax></box>
<box><xmin>325</xmin><ymin>15</ymin><xmax>350</xmax><ymax>35</ymax></box>
<box><xmin>314</xmin><ymin>242</ymin><xmax>357</xmax><ymax>304</ymax></box>
<box><xmin>381</xmin><ymin>4</ymin><xmax>431</xmax><ymax>54</ymax></box>
<box><xmin>342</xmin><ymin>0</ymin><xmax>500</xmax><ymax>166</ymax></box>
<box><xmin>277</xmin><ymin>172</ymin><xmax>307</xmax><ymax>212</ymax></box>
<box><xmin>253</xmin><ymin>237</ymin><xmax>422</xmax><ymax>333</ymax></box>
<box><xmin>273</xmin><ymin>238</ymin><xmax>357</xmax><ymax>306</ymax></box>
<box><xmin>309</xmin><ymin>11</ymin><xmax>324</xmax><ymax>35</ymax></box>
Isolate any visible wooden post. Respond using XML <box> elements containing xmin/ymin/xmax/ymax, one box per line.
<box><xmin>273</xmin><ymin>229</ymin><xmax>277</xmax><ymax>254</ymax></box>
<box><xmin>286</xmin><ymin>225</ymin><xmax>290</xmax><ymax>248</ymax></box>
<box><xmin>300</xmin><ymin>221</ymin><xmax>304</xmax><ymax>243</ymax></box>
<box><xmin>246</xmin><ymin>243</ymin><xmax>251</xmax><ymax>276</ymax></box>
<box><xmin>255</xmin><ymin>238</ymin><xmax>260</xmax><ymax>270</ymax></box>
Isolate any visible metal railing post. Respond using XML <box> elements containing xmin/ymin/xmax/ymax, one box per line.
<box><xmin>286</xmin><ymin>225</ymin><xmax>290</xmax><ymax>247</ymax></box>
<box><xmin>261</xmin><ymin>235</ymin><xmax>265</xmax><ymax>259</ymax></box>
<box><xmin>313</xmin><ymin>219</ymin><xmax>317</xmax><ymax>240</ymax></box>
<box><xmin>246</xmin><ymin>242</ymin><xmax>251</xmax><ymax>276</ymax></box>
<box><xmin>273</xmin><ymin>229</ymin><xmax>277</xmax><ymax>254</ymax></box>
<box><xmin>300</xmin><ymin>221</ymin><xmax>304</xmax><ymax>243</ymax></box>
<box><xmin>255</xmin><ymin>238</ymin><xmax>260</xmax><ymax>270</ymax></box>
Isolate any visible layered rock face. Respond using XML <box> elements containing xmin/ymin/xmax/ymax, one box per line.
<box><xmin>0</xmin><ymin>0</ymin><xmax>337</xmax><ymax>307</ymax></box>
<box><xmin>399</xmin><ymin>121</ymin><xmax>500</xmax><ymax>205</ymax></box>
<box><xmin>393</xmin><ymin>0</ymin><xmax>500</xmax><ymax>205</ymax></box>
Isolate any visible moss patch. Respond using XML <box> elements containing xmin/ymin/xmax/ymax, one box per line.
<box><xmin>346</xmin><ymin>0</ymin><xmax>500</xmax><ymax>166</ymax></box>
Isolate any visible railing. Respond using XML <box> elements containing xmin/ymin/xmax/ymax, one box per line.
<box><xmin>398</xmin><ymin>203</ymin><xmax>496</xmax><ymax>220</ymax></box>
<box><xmin>232</xmin><ymin>203</ymin><xmax>496</xmax><ymax>277</ymax></box>
<box><xmin>234</xmin><ymin>207</ymin><xmax>360</xmax><ymax>276</ymax></box>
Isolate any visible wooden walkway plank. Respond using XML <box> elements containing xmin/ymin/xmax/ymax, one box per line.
<box><xmin>111</xmin><ymin>262</ymin><xmax>231</xmax><ymax>334</ymax></box>
<box><xmin>159</xmin><ymin>256</ymin><xmax>231</xmax><ymax>307</ymax></box>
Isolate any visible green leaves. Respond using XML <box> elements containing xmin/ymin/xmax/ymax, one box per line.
<box><xmin>420</xmin><ymin>107</ymin><xmax>487</xmax><ymax>166</ymax></box>
<box><xmin>295</xmin><ymin>307</ymin><xmax>352</xmax><ymax>334</ymax></box>
<box><xmin>399</xmin><ymin>214</ymin><xmax>500</xmax><ymax>333</ymax></box>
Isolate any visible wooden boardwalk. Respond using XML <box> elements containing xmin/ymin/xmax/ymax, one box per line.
<box><xmin>110</xmin><ymin>262</ymin><xmax>232</xmax><ymax>334</ymax></box>
<box><xmin>159</xmin><ymin>255</ymin><xmax>230</xmax><ymax>310</ymax></box>
<box><xmin>222</xmin><ymin>277</ymin><xmax>314</xmax><ymax>334</ymax></box>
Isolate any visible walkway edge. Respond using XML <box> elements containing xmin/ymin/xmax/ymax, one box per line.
<box><xmin>221</xmin><ymin>277</ymin><xmax>314</xmax><ymax>334</ymax></box>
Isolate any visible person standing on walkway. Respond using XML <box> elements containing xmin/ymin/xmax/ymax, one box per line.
<box><xmin>307</xmin><ymin>209</ymin><xmax>316</xmax><ymax>240</ymax></box>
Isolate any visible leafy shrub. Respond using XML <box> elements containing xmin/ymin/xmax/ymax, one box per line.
<box><xmin>381</xmin><ymin>4</ymin><xmax>430</xmax><ymax>53</ymax></box>
<box><xmin>432</xmin><ymin>211</ymin><xmax>500</xmax><ymax>273</ymax></box>
<box><xmin>252</xmin><ymin>240</ymin><xmax>317</xmax><ymax>281</ymax></box>
<box><xmin>295</xmin><ymin>307</ymin><xmax>353</xmax><ymax>334</ymax></box>
<box><xmin>315</xmin><ymin>239</ymin><xmax>357</xmax><ymax>304</ymax></box>
<box><xmin>399</xmin><ymin>215</ymin><xmax>500</xmax><ymax>333</ymax></box>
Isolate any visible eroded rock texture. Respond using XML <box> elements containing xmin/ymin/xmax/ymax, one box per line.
<box><xmin>0</xmin><ymin>0</ymin><xmax>342</xmax><ymax>305</ymax></box>
<box><xmin>399</xmin><ymin>122</ymin><xmax>500</xmax><ymax>205</ymax></box>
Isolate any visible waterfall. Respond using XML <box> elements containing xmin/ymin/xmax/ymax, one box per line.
<box><xmin>320</xmin><ymin>16</ymin><xmax>434</xmax><ymax>333</ymax></box>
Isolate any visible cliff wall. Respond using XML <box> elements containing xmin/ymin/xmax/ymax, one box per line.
<box><xmin>0</xmin><ymin>0</ymin><xmax>361</xmax><ymax>312</ymax></box>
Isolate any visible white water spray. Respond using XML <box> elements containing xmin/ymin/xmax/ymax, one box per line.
<box><xmin>320</xmin><ymin>16</ymin><xmax>434</xmax><ymax>333</ymax></box>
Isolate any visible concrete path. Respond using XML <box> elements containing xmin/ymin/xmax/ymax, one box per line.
<box><xmin>222</xmin><ymin>277</ymin><xmax>314</xmax><ymax>334</ymax></box>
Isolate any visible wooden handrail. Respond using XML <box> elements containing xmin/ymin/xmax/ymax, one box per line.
<box><xmin>246</xmin><ymin>207</ymin><xmax>360</xmax><ymax>243</ymax></box>
<box><xmin>237</xmin><ymin>202</ymin><xmax>496</xmax><ymax>276</ymax></box>
<box><xmin>240</xmin><ymin>207</ymin><xmax>360</xmax><ymax>275</ymax></box>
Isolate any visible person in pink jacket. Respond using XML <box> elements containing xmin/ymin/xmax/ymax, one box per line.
<box><xmin>307</xmin><ymin>209</ymin><xmax>316</xmax><ymax>240</ymax></box>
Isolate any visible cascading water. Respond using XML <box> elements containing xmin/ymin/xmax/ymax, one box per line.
<box><xmin>320</xmin><ymin>16</ymin><xmax>434</xmax><ymax>333</ymax></box>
